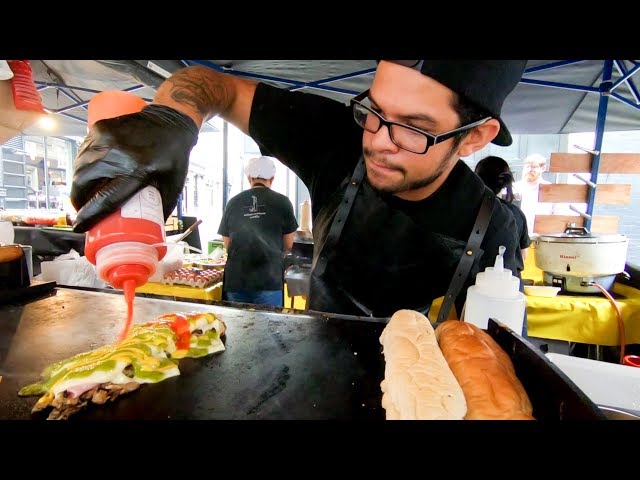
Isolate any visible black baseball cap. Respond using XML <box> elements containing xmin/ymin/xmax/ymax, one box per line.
<box><xmin>382</xmin><ymin>60</ymin><xmax>527</xmax><ymax>146</ymax></box>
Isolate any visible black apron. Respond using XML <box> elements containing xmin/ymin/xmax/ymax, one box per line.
<box><xmin>308</xmin><ymin>157</ymin><xmax>496</xmax><ymax>321</ymax></box>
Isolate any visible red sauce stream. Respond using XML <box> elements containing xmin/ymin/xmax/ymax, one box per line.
<box><xmin>119</xmin><ymin>279</ymin><xmax>137</xmax><ymax>342</ymax></box>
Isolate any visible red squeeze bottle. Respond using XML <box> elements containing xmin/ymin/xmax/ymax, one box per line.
<box><xmin>7</xmin><ymin>60</ymin><xmax>46</xmax><ymax>113</ymax></box>
<box><xmin>83</xmin><ymin>91</ymin><xmax>168</xmax><ymax>342</ymax></box>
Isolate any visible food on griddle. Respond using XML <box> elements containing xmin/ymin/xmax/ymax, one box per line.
<box><xmin>379</xmin><ymin>311</ymin><xmax>535</xmax><ymax>420</ymax></box>
<box><xmin>435</xmin><ymin>320</ymin><xmax>535</xmax><ymax>420</ymax></box>
<box><xmin>18</xmin><ymin>312</ymin><xmax>226</xmax><ymax>420</ymax></box>
<box><xmin>379</xmin><ymin>310</ymin><xmax>467</xmax><ymax>420</ymax></box>
<box><xmin>23</xmin><ymin>215</ymin><xmax>57</xmax><ymax>226</ymax></box>
<box><xmin>0</xmin><ymin>213</ymin><xmax>22</xmax><ymax>224</ymax></box>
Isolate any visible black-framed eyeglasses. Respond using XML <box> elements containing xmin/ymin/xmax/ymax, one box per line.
<box><xmin>350</xmin><ymin>89</ymin><xmax>491</xmax><ymax>155</ymax></box>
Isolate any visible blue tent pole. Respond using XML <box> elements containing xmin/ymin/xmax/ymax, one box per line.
<box><xmin>585</xmin><ymin>60</ymin><xmax>614</xmax><ymax>231</ymax></box>
<box><xmin>222</xmin><ymin>121</ymin><xmax>228</xmax><ymax>208</ymax></box>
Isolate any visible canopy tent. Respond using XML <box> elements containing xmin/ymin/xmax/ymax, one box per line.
<box><xmin>12</xmin><ymin>59</ymin><xmax>640</xmax><ymax>225</ymax></box>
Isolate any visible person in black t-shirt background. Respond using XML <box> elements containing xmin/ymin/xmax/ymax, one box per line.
<box><xmin>474</xmin><ymin>155</ymin><xmax>531</xmax><ymax>273</ymax></box>
<box><xmin>218</xmin><ymin>155</ymin><xmax>298</xmax><ymax>307</ymax></box>
<box><xmin>70</xmin><ymin>60</ymin><xmax>528</xmax><ymax>330</ymax></box>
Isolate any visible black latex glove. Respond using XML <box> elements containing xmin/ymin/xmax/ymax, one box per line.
<box><xmin>70</xmin><ymin>105</ymin><xmax>199</xmax><ymax>233</ymax></box>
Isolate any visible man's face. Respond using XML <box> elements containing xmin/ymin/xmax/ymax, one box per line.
<box><xmin>523</xmin><ymin>159</ymin><xmax>546</xmax><ymax>183</ymax></box>
<box><xmin>361</xmin><ymin>61</ymin><xmax>462</xmax><ymax>201</ymax></box>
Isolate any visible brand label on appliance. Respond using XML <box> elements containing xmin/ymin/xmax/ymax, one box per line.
<box><xmin>560</xmin><ymin>254</ymin><xmax>578</xmax><ymax>259</ymax></box>
<box><xmin>121</xmin><ymin>186</ymin><xmax>165</xmax><ymax>229</ymax></box>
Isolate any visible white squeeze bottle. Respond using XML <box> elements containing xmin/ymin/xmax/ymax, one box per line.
<box><xmin>463</xmin><ymin>245</ymin><xmax>526</xmax><ymax>334</ymax></box>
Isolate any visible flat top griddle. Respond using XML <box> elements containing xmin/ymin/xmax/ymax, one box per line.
<box><xmin>0</xmin><ymin>286</ymin><xmax>608</xmax><ymax>421</ymax></box>
<box><xmin>0</xmin><ymin>288</ymin><xmax>388</xmax><ymax>420</ymax></box>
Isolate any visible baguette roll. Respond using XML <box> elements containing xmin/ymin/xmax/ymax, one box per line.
<box><xmin>379</xmin><ymin>310</ymin><xmax>467</xmax><ymax>420</ymax></box>
<box><xmin>435</xmin><ymin>320</ymin><xmax>535</xmax><ymax>420</ymax></box>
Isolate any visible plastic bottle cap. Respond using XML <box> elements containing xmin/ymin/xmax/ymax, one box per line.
<box><xmin>474</xmin><ymin>245</ymin><xmax>521</xmax><ymax>298</ymax></box>
<box><xmin>87</xmin><ymin>90</ymin><xmax>147</xmax><ymax>129</ymax></box>
<box><xmin>95</xmin><ymin>242</ymin><xmax>159</xmax><ymax>288</ymax></box>
<box><xmin>494</xmin><ymin>245</ymin><xmax>506</xmax><ymax>273</ymax></box>
<box><xmin>108</xmin><ymin>264</ymin><xmax>152</xmax><ymax>290</ymax></box>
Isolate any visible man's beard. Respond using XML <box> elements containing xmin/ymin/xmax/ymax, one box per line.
<box><xmin>525</xmin><ymin>171</ymin><xmax>540</xmax><ymax>183</ymax></box>
<box><xmin>364</xmin><ymin>147</ymin><xmax>457</xmax><ymax>195</ymax></box>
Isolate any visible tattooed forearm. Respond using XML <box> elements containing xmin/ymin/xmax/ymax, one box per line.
<box><xmin>166</xmin><ymin>66</ymin><xmax>233</xmax><ymax>119</ymax></box>
<box><xmin>153</xmin><ymin>65</ymin><xmax>256</xmax><ymax>133</ymax></box>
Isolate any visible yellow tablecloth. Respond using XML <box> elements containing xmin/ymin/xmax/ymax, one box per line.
<box><xmin>136</xmin><ymin>283</ymin><xmax>301</xmax><ymax>307</ymax></box>
<box><xmin>429</xmin><ymin>247</ymin><xmax>640</xmax><ymax>346</ymax></box>
<box><xmin>430</xmin><ymin>283</ymin><xmax>640</xmax><ymax>346</ymax></box>
<box><xmin>135</xmin><ymin>282</ymin><xmax>223</xmax><ymax>301</ymax></box>
<box><xmin>521</xmin><ymin>247</ymin><xmax>640</xmax><ymax>345</ymax></box>
<box><xmin>524</xmin><ymin>282</ymin><xmax>640</xmax><ymax>345</ymax></box>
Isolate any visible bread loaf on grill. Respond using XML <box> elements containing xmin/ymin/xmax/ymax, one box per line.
<box><xmin>379</xmin><ymin>310</ymin><xmax>467</xmax><ymax>420</ymax></box>
<box><xmin>435</xmin><ymin>320</ymin><xmax>535</xmax><ymax>420</ymax></box>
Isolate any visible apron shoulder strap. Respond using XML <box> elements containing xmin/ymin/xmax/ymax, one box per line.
<box><xmin>313</xmin><ymin>157</ymin><xmax>366</xmax><ymax>277</ymax></box>
<box><xmin>436</xmin><ymin>188</ymin><xmax>496</xmax><ymax>324</ymax></box>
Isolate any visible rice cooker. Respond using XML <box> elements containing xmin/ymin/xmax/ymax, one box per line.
<box><xmin>533</xmin><ymin>226</ymin><xmax>629</xmax><ymax>294</ymax></box>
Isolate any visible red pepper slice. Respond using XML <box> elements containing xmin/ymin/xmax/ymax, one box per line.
<box><xmin>148</xmin><ymin>314</ymin><xmax>191</xmax><ymax>350</ymax></box>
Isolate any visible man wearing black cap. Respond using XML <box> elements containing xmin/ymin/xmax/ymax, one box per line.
<box><xmin>70</xmin><ymin>60</ymin><xmax>528</xmax><ymax>332</ymax></box>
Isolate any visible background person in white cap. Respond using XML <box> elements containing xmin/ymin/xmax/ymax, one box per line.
<box><xmin>70</xmin><ymin>60</ymin><xmax>529</xmax><ymax>335</ymax></box>
<box><xmin>217</xmin><ymin>155</ymin><xmax>298</xmax><ymax>307</ymax></box>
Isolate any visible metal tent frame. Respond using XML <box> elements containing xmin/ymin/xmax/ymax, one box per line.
<box><xmin>29</xmin><ymin>59</ymin><xmax>640</xmax><ymax>229</ymax></box>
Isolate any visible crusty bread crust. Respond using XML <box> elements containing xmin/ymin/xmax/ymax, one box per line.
<box><xmin>0</xmin><ymin>245</ymin><xmax>24</xmax><ymax>263</ymax></box>
<box><xmin>379</xmin><ymin>310</ymin><xmax>467</xmax><ymax>420</ymax></box>
<box><xmin>435</xmin><ymin>320</ymin><xmax>535</xmax><ymax>420</ymax></box>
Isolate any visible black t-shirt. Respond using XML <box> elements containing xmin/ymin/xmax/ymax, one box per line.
<box><xmin>249</xmin><ymin>83</ymin><xmax>521</xmax><ymax>317</ymax></box>
<box><xmin>218</xmin><ymin>186</ymin><xmax>298</xmax><ymax>291</ymax></box>
<box><xmin>502</xmin><ymin>201</ymin><xmax>532</xmax><ymax>272</ymax></box>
